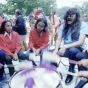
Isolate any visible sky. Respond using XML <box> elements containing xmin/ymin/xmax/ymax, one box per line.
<box><xmin>0</xmin><ymin>0</ymin><xmax>88</xmax><ymax>7</ymax></box>
<box><xmin>56</xmin><ymin>0</ymin><xmax>88</xmax><ymax>8</ymax></box>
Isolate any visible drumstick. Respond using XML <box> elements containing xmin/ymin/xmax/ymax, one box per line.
<box><xmin>58</xmin><ymin>69</ymin><xmax>77</xmax><ymax>77</ymax></box>
<box><xmin>43</xmin><ymin>51</ymin><xmax>79</xmax><ymax>65</ymax></box>
<box><xmin>4</xmin><ymin>61</ymin><xmax>33</xmax><ymax>69</ymax></box>
<box><xmin>43</xmin><ymin>51</ymin><xmax>60</xmax><ymax>63</ymax></box>
<box><xmin>69</xmin><ymin>60</ymin><xmax>78</xmax><ymax>65</ymax></box>
<box><xmin>29</xmin><ymin>53</ymin><xmax>36</xmax><ymax>60</ymax></box>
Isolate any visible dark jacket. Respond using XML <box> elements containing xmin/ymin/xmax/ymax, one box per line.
<box><xmin>13</xmin><ymin>15</ymin><xmax>27</xmax><ymax>35</ymax></box>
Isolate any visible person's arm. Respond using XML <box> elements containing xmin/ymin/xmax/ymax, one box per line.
<box><xmin>39</xmin><ymin>31</ymin><xmax>50</xmax><ymax>51</ymax></box>
<box><xmin>28</xmin><ymin>30</ymin><xmax>34</xmax><ymax>50</ymax></box>
<box><xmin>13</xmin><ymin>16</ymin><xmax>23</xmax><ymax>29</ymax></box>
<box><xmin>77</xmin><ymin>71</ymin><xmax>88</xmax><ymax>81</ymax></box>
<box><xmin>63</xmin><ymin>35</ymin><xmax>86</xmax><ymax>49</ymax></box>
<box><xmin>53</xmin><ymin>24</ymin><xmax>63</xmax><ymax>54</ymax></box>
<box><xmin>53</xmin><ymin>36</ymin><xmax>62</xmax><ymax>54</ymax></box>
<box><xmin>0</xmin><ymin>36</ymin><xmax>13</xmax><ymax>56</ymax></box>
<box><xmin>78</xmin><ymin>59</ymin><xmax>88</xmax><ymax>67</ymax></box>
<box><xmin>15</xmin><ymin>33</ymin><xmax>22</xmax><ymax>53</ymax></box>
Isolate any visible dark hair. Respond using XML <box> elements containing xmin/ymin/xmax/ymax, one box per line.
<box><xmin>0</xmin><ymin>20</ymin><xmax>12</xmax><ymax>34</ymax></box>
<box><xmin>35</xmin><ymin>18</ymin><xmax>48</xmax><ymax>32</ymax></box>
<box><xmin>52</xmin><ymin>9</ymin><xmax>56</xmax><ymax>14</ymax></box>
<box><xmin>15</xmin><ymin>9</ymin><xmax>22</xmax><ymax>15</ymax></box>
<box><xmin>29</xmin><ymin>14</ymin><xmax>34</xmax><ymax>18</ymax></box>
<box><xmin>63</xmin><ymin>8</ymin><xmax>81</xmax><ymax>38</ymax></box>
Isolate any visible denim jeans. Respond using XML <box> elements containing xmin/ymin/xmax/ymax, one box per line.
<box><xmin>75</xmin><ymin>80</ymin><xmax>88</xmax><ymax>88</ymax></box>
<box><xmin>5</xmin><ymin>50</ymin><xmax>26</xmax><ymax>76</ymax></box>
<box><xmin>48</xmin><ymin>47</ymin><xmax>83</xmax><ymax>72</ymax></box>
<box><xmin>0</xmin><ymin>50</ymin><xmax>5</xmax><ymax>78</ymax></box>
<box><xmin>25</xmin><ymin>48</ymin><xmax>48</xmax><ymax>62</ymax></box>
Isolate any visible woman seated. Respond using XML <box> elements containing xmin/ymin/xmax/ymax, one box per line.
<box><xmin>0</xmin><ymin>20</ymin><xmax>26</xmax><ymax>76</ymax></box>
<box><xmin>26</xmin><ymin>18</ymin><xmax>50</xmax><ymax>65</ymax></box>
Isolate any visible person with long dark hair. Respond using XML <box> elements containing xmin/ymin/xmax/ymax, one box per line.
<box><xmin>0</xmin><ymin>20</ymin><xmax>26</xmax><ymax>76</ymax></box>
<box><xmin>45</xmin><ymin>8</ymin><xmax>88</xmax><ymax>85</ymax></box>
<box><xmin>26</xmin><ymin>18</ymin><xmax>50</xmax><ymax>65</ymax></box>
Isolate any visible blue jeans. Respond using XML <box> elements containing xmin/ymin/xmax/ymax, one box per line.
<box><xmin>48</xmin><ymin>47</ymin><xmax>83</xmax><ymax>72</ymax></box>
<box><xmin>75</xmin><ymin>80</ymin><xmax>88</xmax><ymax>88</ymax></box>
<box><xmin>76</xmin><ymin>52</ymin><xmax>88</xmax><ymax>71</ymax></box>
<box><xmin>0</xmin><ymin>50</ymin><xmax>5</xmax><ymax>78</ymax></box>
<box><xmin>5</xmin><ymin>50</ymin><xmax>25</xmax><ymax>76</ymax></box>
<box><xmin>26</xmin><ymin>48</ymin><xmax>48</xmax><ymax>62</ymax></box>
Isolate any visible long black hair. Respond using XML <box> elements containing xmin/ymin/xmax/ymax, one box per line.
<box><xmin>63</xmin><ymin>8</ymin><xmax>81</xmax><ymax>38</ymax></box>
<box><xmin>35</xmin><ymin>18</ymin><xmax>48</xmax><ymax>32</ymax></box>
<box><xmin>0</xmin><ymin>20</ymin><xmax>12</xmax><ymax>34</ymax></box>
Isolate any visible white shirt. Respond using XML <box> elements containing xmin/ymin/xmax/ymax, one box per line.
<box><xmin>4</xmin><ymin>31</ymin><xmax>12</xmax><ymax>40</ymax></box>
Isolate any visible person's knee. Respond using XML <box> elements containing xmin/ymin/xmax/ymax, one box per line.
<box><xmin>18</xmin><ymin>52</ymin><xmax>25</xmax><ymax>59</ymax></box>
<box><xmin>0</xmin><ymin>50</ymin><xmax>5</xmax><ymax>58</ymax></box>
<box><xmin>76</xmin><ymin>52</ymin><xmax>87</xmax><ymax>61</ymax></box>
<box><xmin>69</xmin><ymin>48</ymin><xmax>79</xmax><ymax>54</ymax></box>
<box><xmin>5</xmin><ymin>55</ymin><xmax>12</xmax><ymax>63</ymax></box>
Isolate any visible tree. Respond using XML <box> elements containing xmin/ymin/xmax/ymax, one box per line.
<box><xmin>2</xmin><ymin>0</ymin><xmax>57</xmax><ymax>16</ymax></box>
<box><xmin>0</xmin><ymin>3</ymin><xmax>5</xmax><ymax>17</ymax></box>
<box><xmin>57</xmin><ymin>6</ymin><xmax>70</xmax><ymax>19</ymax></box>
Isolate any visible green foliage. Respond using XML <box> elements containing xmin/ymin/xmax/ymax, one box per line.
<box><xmin>57</xmin><ymin>6</ymin><xmax>70</xmax><ymax>19</ymax></box>
<box><xmin>2</xmin><ymin>0</ymin><xmax>57</xmax><ymax>16</ymax></box>
<box><xmin>56</xmin><ymin>1</ymin><xmax>88</xmax><ymax>22</ymax></box>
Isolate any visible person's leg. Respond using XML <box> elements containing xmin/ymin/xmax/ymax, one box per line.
<box><xmin>67</xmin><ymin>47</ymin><xmax>82</xmax><ymax>72</ymax></box>
<box><xmin>75</xmin><ymin>80</ymin><xmax>88</xmax><ymax>88</ymax></box>
<box><xmin>25</xmin><ymin>50</ymin><xmax>37</xmax><ymax>66</ymax></box>
<box><xmin>17</xmin><ymin>50</ymin><xmax>26</xmax><ymax>61</ymax></box>
<box><xmin>76</xmin><ymin>52</ymin><xmax>88</xmax><ymax>61</ymax></box>
<box><xmin>5</xmin><ymin>55</ymin><xmax>15</xmax><ymax>76</ymax></box>
<box><xmin>62</xmin><ymin>47</ymin><xmax>82</xmax><ymax>84</ymax></box>
<box><xmin>76</xmin><ymin>52</ymin><xmax>88</xmax><ymax>71</ymax></box>
<box><xmin>23</xmin><ymin>41</ymin><xmax>28</xmax><ymax>51</ymax></box>
<box><xmin>0</xmin><ymin>50</ymin><xmax>5</xmax><ymax>79</ymax></box>
<box><xmin>25</xmin><ymin>50</ymin><xmax>33</xmax><ymax>60</ymax></box>
<box><xmin>40</xmin><ymin>49</ymin><xmax>59</xmax><ymax>66</ymax></box>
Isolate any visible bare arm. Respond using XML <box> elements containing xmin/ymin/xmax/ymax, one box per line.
<box><xmin>53</xmin><ymin>36</ymin><xmax>62</xmax><ymax>53</ymax></box>
<box><xmin>64</xmin><ymin>35</ymin><xmax>86</xmax><ymax>49</ymax></box>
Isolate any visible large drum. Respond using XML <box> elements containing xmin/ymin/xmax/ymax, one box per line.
<box><xmin>9</xmin><ymin>67</ymin><xmax>63</xmax><ymax>88</ymax></box>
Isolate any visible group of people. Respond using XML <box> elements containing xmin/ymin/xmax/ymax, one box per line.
<box><xmin>0</xmin><ymin>7</ymin><xmax>88</xmax><ymax>88</ymax></box>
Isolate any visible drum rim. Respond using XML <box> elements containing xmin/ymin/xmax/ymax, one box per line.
<box><xmin>9</xmin><ymin>67</ymin><xmax>62</xmax><ymax>88</ymax></box>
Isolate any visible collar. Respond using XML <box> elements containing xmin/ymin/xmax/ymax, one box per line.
<box><xmin>4</xmin><ymin>31</ymin><xmax>12</xmax><ymax>40</ymax></box>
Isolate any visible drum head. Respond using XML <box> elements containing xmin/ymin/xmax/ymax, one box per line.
<box><xmin>9</xmin><ymin>67</ymin><xmax>61</xmax><ymax>88</ymax></box>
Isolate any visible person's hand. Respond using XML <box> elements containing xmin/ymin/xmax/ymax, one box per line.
<box><xmin>13</xmin><ymin>53</ymin><xmax>18</xmax><ymax>60</ymax></box>
<box><xmin>78</xmin><ymin>59</ymin><xmax>88</xmax><ymax>67</ymax></box>
<box><xmin>32</xmin><ymin>48</ymin><xmax>36</xmax><ymax>54</ymax></box>
<box><xmin>53</xmin><ymin>50</ymin><xmax>58</xmax><ymax>54</ymax></box>
<box><xmin>83</xmin><ymin>49</ymin><xmax>88</xmax><ymax>53</ymax></box>
<box><xmin>35</xmin><ymin>49</ymin><xmax>40</xmax><ymax>56</ymax></box>
<box><xmin>58</xmin><ymin>46</ymin><xmax>66</xmax><ymax>56</ymax></box>
<box><xmin>78</xmin><ymin>71</ymin><xmax>88</xmax><ymax>81</ymax></box>
<box><xmin>0</xmin><ymin>63</ymin><xmax>3</xmax><ymax>68</ymax></box>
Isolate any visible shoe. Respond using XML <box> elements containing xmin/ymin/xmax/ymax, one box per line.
<box><xmin>65</xmin><ymin>75</ymin><xmax>73</xmax><ymax>85</ymax></box>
